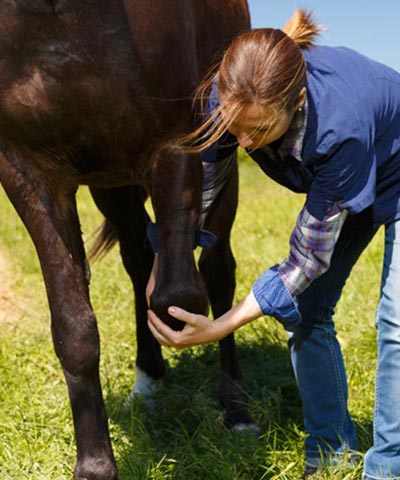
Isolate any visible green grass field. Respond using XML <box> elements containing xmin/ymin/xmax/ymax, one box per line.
<box><xmin>0</xmin><ymin>154</ymin><xmax>383</xmax><ymax>479</ymax></box>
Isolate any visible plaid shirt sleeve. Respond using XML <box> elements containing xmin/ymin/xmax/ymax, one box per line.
<box><xmin>199</xmin><ymin>75</ymin><xmax>238</xmax><ymax>226</ymax></box>
<box><xmin>279</xmin><ymin>203</ymin><xmax>348</xmax><ymax>296</ymax></box>
<box><xmin>252</xmin><ymin>203</ymin><xmax>348</xmax><ymax>329</ymax></box>
<box><xmin>200</xmin><ymin>151</ymin><xmax>237</xmax><ymax>226</ymax></box>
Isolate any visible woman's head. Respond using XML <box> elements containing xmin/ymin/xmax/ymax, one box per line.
<box><xmin>189</xmin><ymin>9</ymin><xmax>322</xmax><ymax>151</ymax></box>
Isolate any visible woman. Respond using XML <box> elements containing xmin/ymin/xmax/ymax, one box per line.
<box><xmin>148</xmin><ymin>9</ymin><xmax>400</xmax><ymax>480</ymax></box>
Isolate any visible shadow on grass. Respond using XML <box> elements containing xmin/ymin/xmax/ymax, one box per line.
<box><xmin>101</xmin><ymin>333</ymin><xmax>374</xmax><ymax>479</ymax></box>
<box><xmin>103</xmin><ymin>339</ymin><xmax>312</xmax><ymax>479</ymax></box>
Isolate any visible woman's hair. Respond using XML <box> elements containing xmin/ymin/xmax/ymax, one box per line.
<box><xmin>183</xmin><ymin>9</ymin><xmax>323</xmax><ymax>152</ymax></box>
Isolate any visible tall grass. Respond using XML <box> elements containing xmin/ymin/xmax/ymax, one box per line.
<box><xmin>0</xmin><ymin>153</ymin><xmax>382</xmax><ymax>479</ymax></box>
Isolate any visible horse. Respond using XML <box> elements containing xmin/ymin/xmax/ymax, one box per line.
<box><xmin>0</xmin><ymin>1</ymin><xmax>252</xmax><ymax>478</ymax></box>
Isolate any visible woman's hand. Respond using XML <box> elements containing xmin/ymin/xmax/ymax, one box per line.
<box><xmin>147</xmin><ymin>292</ymin><xmax>262</xmax><ymax>349</ymax></box>
<box><xmin>147</xmin><ymin>307</ymin><xmax>225</xmax><ymax>349</ymax></box>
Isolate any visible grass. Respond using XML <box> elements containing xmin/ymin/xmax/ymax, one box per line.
<box><xmin>0</xmin><ymin>152</ymin><xmax>382</xmax><ymax>479</ymax></box>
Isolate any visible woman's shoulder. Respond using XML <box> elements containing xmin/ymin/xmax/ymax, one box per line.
<box><xmin>304</xmin><ymin>45</ymin><xmax>400</xmax><ymax>77</ymax></box>
<box><xmin>305</xmin><ymin>45</ymin><xmax>400</xmax><ymax>105</ymax></box>
<box><xmin>302</xmin><ymin>46</ymin><xmax>386</xmax><ymax>159</ymax></box>
<box><xmin>302</xmin><ymin>95</ymin><xmax>372</xmax><ymax>164</ymax></box>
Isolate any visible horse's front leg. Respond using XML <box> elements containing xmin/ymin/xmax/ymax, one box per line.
<box><xmin>199</xmin><ymin>159</ymin><xmax>258</xmax><ymax>432</ymax></box>
<box><xmin>149</xmin><ymin>146</ymin><xmax>209</xmax><ymax>328</ymax></box>
<box><xmin>0</xmin><ymin>152</ymin><xmax>117</xmax><ymax>480</ymax></box>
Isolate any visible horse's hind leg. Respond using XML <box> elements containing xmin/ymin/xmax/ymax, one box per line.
<box><xmin>90</xmin><ymin>186</ymin><xmax>164</xmax><ymax>399</ymax></box>
<box><xmin>199</xmin><ymin>159</ymin><xmax>258</xmax><ymax>432</ymax></box>
<box><xmin>0</xmin><ymin>152</ymin><xmax>117</xmax><ymax>480</ymax></box>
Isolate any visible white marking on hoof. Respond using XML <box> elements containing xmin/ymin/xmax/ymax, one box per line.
<box><xmin>232</xmin><ymin>422</ymin><xmax>260</xmax><ymax>435</ymax></box>
<box><xmin>124</xmin><ymin>367</ymin><xmax>164</xmax><ymax>408</ymax></box>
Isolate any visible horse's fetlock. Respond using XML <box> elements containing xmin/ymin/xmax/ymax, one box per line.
<box><xmin>74</xmin><ymin>455</ymin><xmax>117</xmax><ymax>480</ymax></box>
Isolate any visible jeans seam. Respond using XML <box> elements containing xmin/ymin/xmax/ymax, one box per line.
<box><xmin>326</xmin><ymin>328</ymin><xmax>347</xmax><ymax>439</ymax></box>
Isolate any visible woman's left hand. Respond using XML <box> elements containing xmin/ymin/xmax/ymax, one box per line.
<box><xmin>147</xmin><ymin>307</ymin><xmax>223</xmax><ymax>349</ymax></box>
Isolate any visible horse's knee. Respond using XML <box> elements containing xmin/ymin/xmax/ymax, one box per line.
<box><xmin>53</xmin><ymin>311</ymin><xmax>100</xmax><ymax>376</ymax></box>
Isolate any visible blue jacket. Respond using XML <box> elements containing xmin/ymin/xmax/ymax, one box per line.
<box><xmin>256</xmin><ymin>45</ymin><xmax>400</xmax><ymax>225</ymax></box>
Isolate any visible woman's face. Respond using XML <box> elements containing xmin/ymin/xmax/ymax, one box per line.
<box><xmin>222</xmin><ymin>88</ymin><xmax>306</xmax><ymax>150</ymax></box>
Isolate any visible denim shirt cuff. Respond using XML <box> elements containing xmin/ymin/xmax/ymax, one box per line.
<box><xmin>252</xmin><ymin>264</ymin><xmax>302</xmax><ymax>330</ymax></box>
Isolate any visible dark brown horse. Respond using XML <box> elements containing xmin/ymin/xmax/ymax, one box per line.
<box><xmin>0</xmin><ymin>1</ymin><xmax>252</xmax><ymax>478</ymax></box>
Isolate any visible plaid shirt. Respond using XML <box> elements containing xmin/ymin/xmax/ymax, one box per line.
<box><xmin>278</xmin><ymin>204</ymin><xmax>348</xmax><ymax>297</ymax></box>
<box><xmin>201</xmin><ymin>151</ymin><xmax>237</xmax><ymax>226</ymax></box>
<box><xmin>262</xmin><ymin>99</ymin><xmax>309</xmax><ymax>162</ymax></box>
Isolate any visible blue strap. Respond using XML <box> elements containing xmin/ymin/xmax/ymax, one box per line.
<box><xmin>146</xmin><ymin>222</ymin><xmax>217</xmax><ymax>253</ymax></box>
<box><xmin>195</xmin><ymin>228</ymin><xmax>218</xmax><ymax>248</ymax></box>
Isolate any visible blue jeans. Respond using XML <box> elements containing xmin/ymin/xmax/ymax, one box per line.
<box><xmin>288</xmin><ymin>216</ymin><xmax>400</xmax><ymax>479</ymax></box>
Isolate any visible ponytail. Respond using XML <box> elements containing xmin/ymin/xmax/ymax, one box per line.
<box><xmin>283</xmin><ymin>9</ymin><xmax>323</xmax><ymax>50</ymax></box>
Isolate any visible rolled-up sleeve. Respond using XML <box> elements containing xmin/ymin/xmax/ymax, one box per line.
<box><xmin>252</xmin><ymin>264</ymin><xmax>302</xmax><ymax>329</ymax></box>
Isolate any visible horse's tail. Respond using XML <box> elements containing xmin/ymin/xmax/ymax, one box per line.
<box><xmin>88</xmin><ymin>220</ymin><xmax>119</xmax><ymax>261</ymax></box>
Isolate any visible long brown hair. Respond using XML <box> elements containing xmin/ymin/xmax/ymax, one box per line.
<box><xmin>183</xmin><ymin>9</ymin><xmax>323</xmax><ymax>153</ymax></box>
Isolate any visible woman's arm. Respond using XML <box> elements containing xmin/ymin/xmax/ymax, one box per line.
<box><xmin>148</xmin><ymin>203</ymin><xmax>348</xmax><ymax>348</ymax></box>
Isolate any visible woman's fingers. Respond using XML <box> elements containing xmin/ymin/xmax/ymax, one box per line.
<box><xmin>147</xmin><ymin>312</ymin><xmax>171</xmax><ymax>346</ymax></box>
<box><xmin>147</xmin><ymin>310</ymin><xmax>184</xmax><ymax>348</ymax></box>
<box><xmin>147</xmin><ymin>308</ymin><xmax>213</xmax><ymax>349</ymax></box>
<box><xmin>167</xmin><ymin>306</ymin><xmax>197</xmax><ymax>327</ymax></box>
